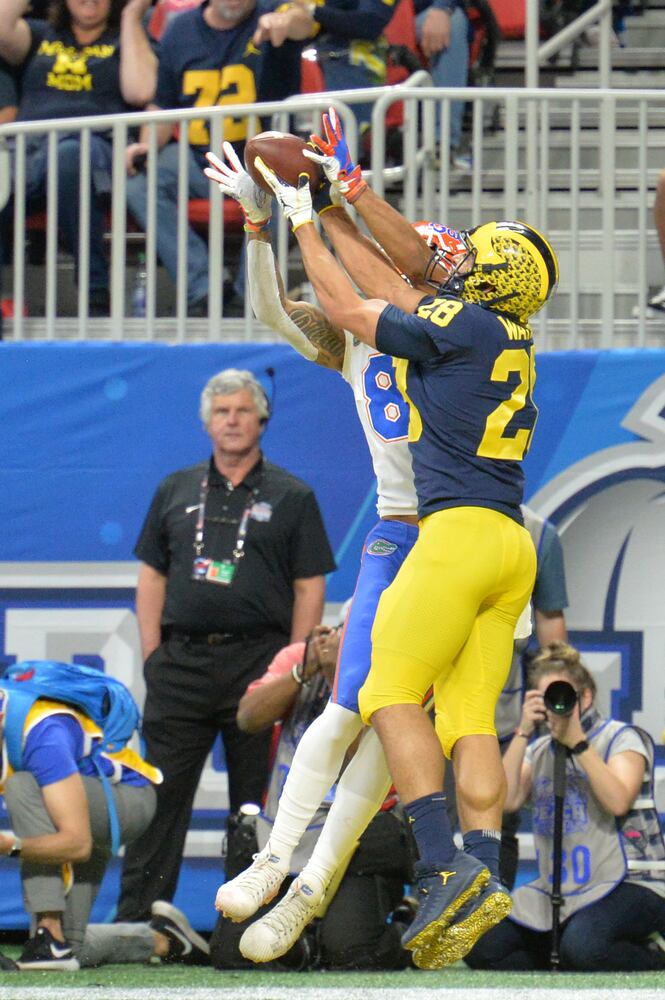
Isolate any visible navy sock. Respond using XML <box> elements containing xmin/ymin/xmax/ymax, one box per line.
<box><xmin>405</xmin><ymin>792</ymin><xmax>457</xmax><ymax>868</ymax></box>
<box><xmin>463</xmin><ymin>829</ymin><xmax>501</xmax><ymax>879</ymax></box>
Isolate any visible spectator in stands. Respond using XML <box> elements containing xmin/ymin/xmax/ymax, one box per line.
<box><xmin>0</xmin><ymin>0</ymin><xmax>157</xmax><ymax>316</ymax></box>
<box><xmin>124</xmin><ymin>0</ymin><xmax>311</xmax><ymax>317</ymax></box>
<box><xmin>648</xmin><ymin>168</ymin><xmax>665</xmax><ymax>312</ymax></box>
<box><xmin>210</xmin><ymin>625</ymin><xmax>415</xmax><ymax>971</ymax></box>
<box><xmin>467</xmin><ymin>642</ymin><xmax>665</xmax><ymax>972</ymax></box>
<box><xmin>255</xmin><ymin>0</ymin><xmax>398</xmax><ymax>132</ymax></box>
<box><xmin>414</xmin><ymin>0</ymin><xmax>469</xmax><ymax>166</ymax></box>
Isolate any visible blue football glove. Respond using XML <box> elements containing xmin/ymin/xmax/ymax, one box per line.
<box><xmin>307</xmin><ymin>107</ymin><xmax>367</xmax><ymax>205</ymax></box>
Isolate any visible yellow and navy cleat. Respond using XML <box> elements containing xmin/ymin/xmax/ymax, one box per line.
<box><xmin>401</xmin><ymin>851</ymin><xmax>490</xmax><ymax>967</ymax></box>
<box><xmin>413</xmin><ymin>875</ymin><xmax>513</xmax><ymax>969</ymax></box>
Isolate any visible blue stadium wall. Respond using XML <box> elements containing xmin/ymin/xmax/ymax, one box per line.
<box><xmin>1</xmin><ymin>343</ymin><xmax>664</xmax><ymax>929</ymax></box>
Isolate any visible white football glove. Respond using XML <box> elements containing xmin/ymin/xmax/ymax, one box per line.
<box><xmin>254</xmin><ymin>157</ymin><xmax>313</xmax><ymax>232</ymax></box>
<box><xmin>204</xmin><ymin>142</ymin><xmax>271</xmax><ymax>229</ymax></box>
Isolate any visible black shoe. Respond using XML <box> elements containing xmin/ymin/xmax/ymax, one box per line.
<box><xmin>89</xmin><ymin>288</ymin><xmax>110</xmax><ymax>317</ymax></box>
<box><xmin>150</xmin><ymin>900</ymin><xmax>210</xmax><ymax>965</ymax></box>
<box><xmin>16</xmin><ymin>927</ymin><xmax>80</xmax><ymax>970</ymax></box>
<box><xmin>0</xmin><ymin>950</ymin><xmax>18</xmax><ymax>971</ymax></box>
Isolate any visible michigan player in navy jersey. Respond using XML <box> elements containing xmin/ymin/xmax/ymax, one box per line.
<box><xmin>254</xmin><ymin>121</ymin><xmax>558</xmax><ymax>968</ymax></box>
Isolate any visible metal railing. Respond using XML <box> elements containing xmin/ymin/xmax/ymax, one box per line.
<box><xmin>525</xmin><ymin>0</ymin><xmax>614</xmax><ymax>88</ymax></box>
<box><xmin>0</xmin><ymin>75</ymin><xmax>432</xmax><ymax>342</ymax></box>
<box><xmin>1</xmin><ymin>79</ymin><xmax>663</xmax><ymax>349</ymax></box>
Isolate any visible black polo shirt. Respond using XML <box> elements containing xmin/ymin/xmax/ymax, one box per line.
<box><xmin>135</xmin><ymin>456</ymin><xmax>336</xmax><ymax>637</ymax></box>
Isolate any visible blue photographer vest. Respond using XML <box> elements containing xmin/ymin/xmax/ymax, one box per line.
<box><xmin>512</xmin><ymin>713</ymin><xmax>665</xmax><ymax>931</ymax></box>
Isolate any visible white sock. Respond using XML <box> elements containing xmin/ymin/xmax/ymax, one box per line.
<box><xmin>268</xmin><ymin>702</ymin><xmax>363</xmax><ymax>868</ymax></box>
<box><xmin>300</xmin><ymin>726</ymin><xmax>391</xmax><ymax>886</ymax></box>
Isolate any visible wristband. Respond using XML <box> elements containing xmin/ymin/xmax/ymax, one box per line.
<box><xmin>291</xmin><ymin>662</ymin><xmax>305</xmax><ymax>685</ymax></box>
<box><xmin>570</xmin><ymin>739</ymin><xmax>590</xmax><ymax>756</ymax></box>
<box><xmin>514</xmin><ymin>728</ymin><xmax>531</xmax><ymax>740</ymax></box>
<box><xmin>8</xmin><ymin>836</ymin><xmax>22</xmax><ymax>858</ymax></box>
<box><xmin>243</xmin><ymin>217</ymin><xmax>271</xmax><ymax>234</ymax></box>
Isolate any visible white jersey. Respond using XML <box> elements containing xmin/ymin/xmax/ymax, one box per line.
<box><xmin>342</xmin><ymin>333</ymin><xmax>417</xmax><ymax>517</ymax></box>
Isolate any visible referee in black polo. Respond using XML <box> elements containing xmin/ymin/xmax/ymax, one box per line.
<box><xmin>117</xmin><ymin>368</ymin><xmax>336</xmax><ymax>923</ymax></box>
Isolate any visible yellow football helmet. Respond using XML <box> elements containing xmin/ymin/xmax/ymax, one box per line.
<box><xmin>460</xmin><ymin>221</ymin><xmax>559</xmax><ymax>324</ymax></box>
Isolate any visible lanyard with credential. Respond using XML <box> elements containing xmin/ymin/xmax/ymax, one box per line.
<box><xmin>191</xmin><ymin>473</ymin><xmax>261</xmax><ymax>587</ymax></box>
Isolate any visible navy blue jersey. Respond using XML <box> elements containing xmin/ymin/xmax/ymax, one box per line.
<box><xmin>314</xmin><ymin>0</ymin><xmax>396</xmax><ymax>42</ymax></box>
<box><xmin>17</xmin><ymin>20</ymin><xmax>130</xmax><ymax>123</ymax></box>
<box><xmin>376</xmin><ymin>296</ymin><xmax>538</xmax><ymax>522</ymax></box>
<box><xmin>155</xmin><ymin>0</ymin><xmax>302</xmax><ymax>151</ymax></box>
<box><xmin>0</xmin><ymin>57</ymin><xmax>18</xmax><ymax>110</ymax></box>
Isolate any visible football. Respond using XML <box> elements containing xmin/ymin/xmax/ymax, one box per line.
<box><xmin>245</xmin><ymin>131</ymin><xmax>321</xmax><ymax>195</ymax></box>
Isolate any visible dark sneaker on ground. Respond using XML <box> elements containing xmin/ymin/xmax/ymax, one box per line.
<box><xmin>401</xmin><ymin>851</ymin><xmax>490</xmax><ymax>967</ymax></box>
<box><xmin>648</xmin><ymin>285</ymin><xmax>665</xmax><ymax>312</ymax></box>
<box><xmin>16</xmin><ymin>927</ymin><xmax>80</xmax><ymax>970</ymax></box>
<box><xmin>417</xmin><ymin>875</ymin><xmax>513</xmax><ymax>969</ymax></box>
<box><xmin>0</xmin><ymin>950</ymin><xmax>18</xmax><ymax>971</ymax></box>
<box><xmin>150</xmin><ymin>900</ymin><xmax>211</xmax><ymax>965</ymax></box>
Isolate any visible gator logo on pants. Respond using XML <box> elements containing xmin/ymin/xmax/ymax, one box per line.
<box><xmin>367</xmin><ymin>539</ymin><xmax>398</xmax><ymax>556</ymax></box>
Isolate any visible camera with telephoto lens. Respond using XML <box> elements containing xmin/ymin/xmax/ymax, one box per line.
<box><xmin>543</xmin><ymin>679</ymin><xmax>579</xmax><ymax>717</ymax></box>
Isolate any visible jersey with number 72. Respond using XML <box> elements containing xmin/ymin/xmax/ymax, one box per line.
<box><xmin>375</xmin><ymin>295</ymin><xmax>538</xmax><ymax>524</ymax></box>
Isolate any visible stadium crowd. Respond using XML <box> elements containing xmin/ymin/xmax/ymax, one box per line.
<box><xmin>0</xmin><ymin>0</ymin><xmax>471</xmax><ymax>326</ymax></box>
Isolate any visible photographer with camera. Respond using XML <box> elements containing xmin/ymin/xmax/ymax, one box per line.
<box><xmin>466</xmin><ymin>641</ymin><xmax>665</xmax><ymax>972</ymax></box>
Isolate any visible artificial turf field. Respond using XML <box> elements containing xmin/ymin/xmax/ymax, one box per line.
<box><xmin>1</xmin><ymin>961</ymin><xmax>665</xmax><ymax>1000</ymax></box>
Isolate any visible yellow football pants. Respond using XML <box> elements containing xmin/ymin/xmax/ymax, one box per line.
<box><xmin>358</xmin><ymin>506</ymin><xmax>536</xmax><ymax>758</ymax></box>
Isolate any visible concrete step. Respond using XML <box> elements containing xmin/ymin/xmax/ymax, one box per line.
<box><xmin>430</xmin><ymin>165</ymin><xmax>661</xmax><ymax>194</ymax></box>
<box><xmin>475</xmin><ymin>132</ymin><xmax>665</xmax><ymax>172</ymax></box>
<box><xmin>497</xmin><ymin>105</ymin><xmax>665</xmax><ymax>131</ymax></box>
<box><xmin>554</xmin><ymin>69</ymin><xmax>665</xmax><ymax>87</ymax></box>
<box><xmin>533</xmin><ymin>317</ymin><xmax>665</xmax><ymax>351</ymax></box>
<box><xmin>565</xmin><ymin>46</ymin><xmax>665</xmax><ymax>70</ymax></box>
<box><xmin>406</xmin><ymin>191</ymin><xmax>655</xmax><ymax>240</ymax></box>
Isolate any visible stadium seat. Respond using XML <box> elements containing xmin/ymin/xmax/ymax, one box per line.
<box><xmin>148</xmin><ymin>0</ymin><xmax>204</xmax><ymax>40</ymax></box>
<box><xmin>487</xmin><ymin>0</ymin><xmax>525</xmax><ymax>39</ymax></box>
<box><xmin>187</xmin><ymin>196</ymin><xmax>245</xmax><ymax>234</ymax></box>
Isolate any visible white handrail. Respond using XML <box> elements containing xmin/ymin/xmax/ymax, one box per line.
<box><xmin>525</xmin><ymin>0</ymin><xmax>613</xmax><ymax>89</ymax></box>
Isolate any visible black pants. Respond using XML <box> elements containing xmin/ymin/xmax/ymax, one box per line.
<box><xmin>117</xmin><ymin>632</ymin><xmax>286</xmax><ymax>922</ymax></box>
<box><xmin>210</xmin><ymin>810</ymin><xmax>413</xmax><ymax>971</ymax></box>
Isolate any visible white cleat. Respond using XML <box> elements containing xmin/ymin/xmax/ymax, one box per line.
<box><xmin>239</xmin><ymin>873</ymin><xmax>326</xmax><ymax>963</ymax></box>
<box><xmin>215</xmin><ymin>845</ymin><xmax>288</xmax><ymax>922</ymax></box>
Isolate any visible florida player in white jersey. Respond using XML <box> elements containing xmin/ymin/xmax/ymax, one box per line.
<box><xmin>203</xmin><ymin>144</ymin><xmax>476</xmax><ymax>962</ymax></box>
<box><xmin>253</xmin><ymin>109</ymin><xmax>558</xmax><ymax>969</ymax></box>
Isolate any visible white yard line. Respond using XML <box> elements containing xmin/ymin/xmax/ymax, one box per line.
<box><xmin>1</xmin><ymin>988</ymin><xmax>665</xmax><ymax>1000</ymax></box>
